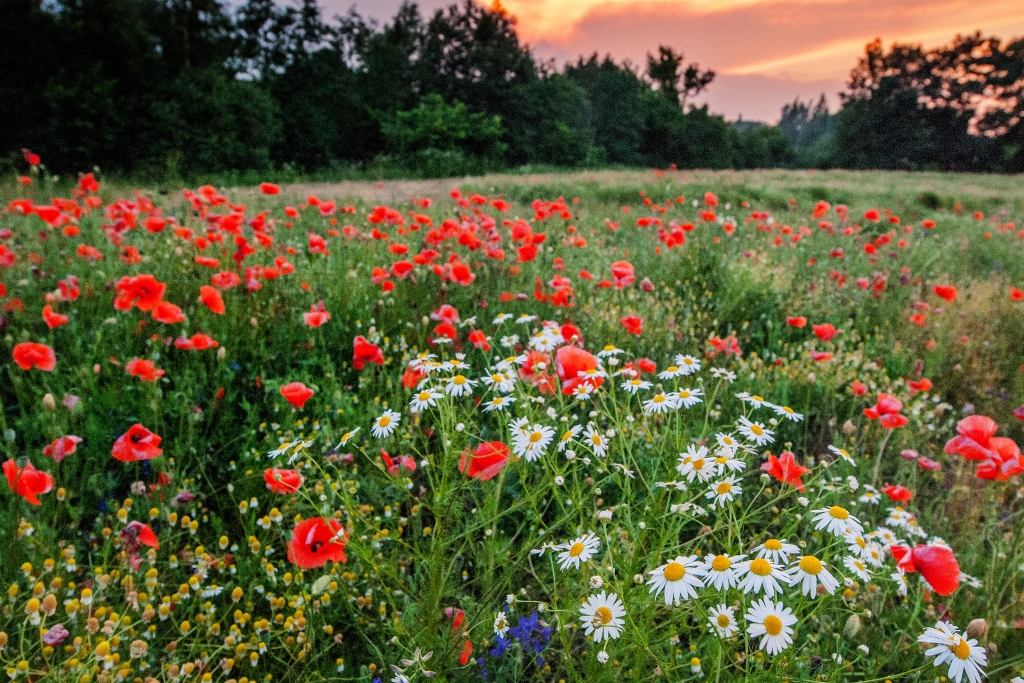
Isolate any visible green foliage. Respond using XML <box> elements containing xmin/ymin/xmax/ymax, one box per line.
<box><xmin>380</xmin><ymin>94</ymin><xmax>505</xmax><ymax>159</ymax></box>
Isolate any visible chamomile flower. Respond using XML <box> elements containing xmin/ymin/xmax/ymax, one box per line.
<box><xmin>492</xmin><ymin>313</ymin><xmax>512</xmax><ymax>325</ymax></box>
<box><xmin>493</xmin><ymin>612</ymin><xmax>510</xmax><ymax>637</ymax></box>
<box><xmin>557</xmin><ymin>533</ymin><xmax>600</xmax><ymax>570</ymax></box>
<box><xmin>572</xmin><ymin>383</ymin><xmax>596</xmax><ymax>401</ymax></box>
<box><xmin>515</xmin><ymin>314</ymin><xmax>537</xmax><ymax>325</ymax></box>
<box><xmin>843</xmin><ymin>555</ymin><xmax>872</xmax><ymax>582</ymax></box>
<box><xmin>658</xmin><ymin>365</ymin><xmax>687</xmax><ymax>380</ymax></box>
<box><xmin>713</xmin><ymin>451</ymin><xmax>746</xmax><ymax>474</ymax></box>
<box><xmin>557</xmin><ymin>425</ymin><xmax>582</xmax><ymax>452</ymax></box>
<box><xmin>708</xmin><ymin>604</ymin><xmax>738</xmax><ymax>638</ymax></box>
<box><xmin>715</xmin><ymin>433</ymin><xmax>741</xmax><ymax>454</ymax></box>
<box><xmin>736</xmin><ymin>392</ymin><xmax>771</xmax><ymax>409</ymax></box>
<box><xmin>371</xmin><ymin>411</ymin><xmax>401</xmax><ymax>438</ymax></box>
<box><xmin>706</xmin><ymin>476</ymin><xmax>742</xmax><ymax>508</ymax></box>
<box><xmin>828</xmin><ymin>444</ymin><xmax>857</xmax><ymax>466</ymax></box>
<box><xmin>597</xmin><ymin>345</ymin><xmax>624</xmax><ymax>358</ymax></box>
<box><xmin>745</xmin><ymin>598</ymin><xmax>797</xmax><ymax>655</ymax></box>
<box><xmin>710</xmin><ymin>367</ymin><xmax>736</xmax><ymax>382</ymax></box>
<box><xmin>674</xmin><ymin>354</ymin><xmax>701</xmax><ymax>374</ymax></box>
<box><xmin>858</xmin><ymin>485</ymin><xmax>882</xmax><ymax>504</ymax></box>
<box><xmin>579</xmin><ymin>591</ymin><xmax>625</xmax><ymax>642</ymax></box>
<box><xmin>620</xmin><ymin>378</ymin><xmax>652</xmax><ymax>394</ymax></box>
<box><xmin>529</xmin><ymin>328</ymin><xmax>563</xmax><ymax>352</ymax></box>
<box><xmin>736</xmin><ymin>557</ymin><xmax>792</xmax><ymax>597</ymax></box>
<box><xmin>336</xmin><ymin>428</ymin><xmax>360</xmax><ymax>447</ymax></box>
<box><xmin>919</xmin><ymin>623</ymin><xmax>987</xmax><ymax>683</ymax></box>
<box><xmin>863</xmin><ymin>543</ymin><xmax>885</xmax><ymax>568</ymax></box>
<box><xmin>869</xmin><ymin>526</ymin><xmax>901</xmax><ymax>547</ymax></box>
<box><xmin>737</xmin><ymin>416</ymin><xmax>774</xmax><ymax>446</ymax></box>
<box><xmin>673</xmin><ymin>387</ymin><xmax>704</xmax><ymax>408</ymax></box>
<box><xmin>495</xmin><ymin>354</ymin><xmax>526</xmax><ymax>371</ymax></box>
<box><xmin>891</xmin><ymin>568</ymin><xmax>909</xmax><ymax>596</ymax></box>
<box><xmin>513</xmin><ymin>424</ymin><xmax>555</xmax><ymax>462</ymax></box>
<box><xmin>643</xmin><ymin>392</ymin><xmax>678</xmax><ymax>414</ymax></box>
<box><xmin>443</xmin><ymin>374</ymin><xmax>477</xmax><ymax>397</ymax></box>
<box><xmin>812</xmin><ymin>505</ymin><xmax>863</xmax><ymax>537</ymax></box>
<box><xmin>791</xmin><ymin>555</ymin><xmax>839</xmax><ymax>598</ymax></box>
<box><xmin>409</xmin><ymin>389</ymin><xmax>442</xmax><ymax>412</ymax></box>
<box><xmin>481</xmin><ymin>370</ymin><xmax>516</xmax><ymax>393</ymax></box>
<box><xmin>482</xmin><ymin>395</ymin><xmax>516</xmax><ymax>412</ymax></box>
<box><xmin>703</xmin><ymin>553</ymin><xmax>746</xmax><ymax>590</ymax></box>
<box><xmin>584</xmin><ymin>424</ymin><xmax>610</xmax><ymax>458</ymax></box>
<box><xmin>647</xmin><ymin>556</ymin><xmax>706</xmax><ymax>605</ymax></box>
<box><xmin>754</xmin><ymin>538</ymin><xmax>799</xmax><ymax>564</ymax></box>
<box><xmin>773</xmin><ymin>404</ymin><xmax>804</xmax><ymax>422</ymax></box>
<box><xmin>677</xmin><ymin>445</ymin><xmax>716</xmax><ymax>483</ymax></box>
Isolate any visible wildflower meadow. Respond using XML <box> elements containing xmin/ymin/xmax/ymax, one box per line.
<box><xmin>4</xmin><ymin>161</ymin><xmax>1024</xmax><ymax>683</ymax></box>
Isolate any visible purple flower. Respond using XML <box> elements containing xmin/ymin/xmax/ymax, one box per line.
<box><xmin>42</xmin><ymin>623</ymin><xmax>69</xmax><ymax>646</ymax></box>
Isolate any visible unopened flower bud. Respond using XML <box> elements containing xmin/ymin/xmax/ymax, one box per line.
<box><xmin>42</xmin><ymin>393</ymin><xmax>56</xmax><ymax>411</ymax></box>
<box><xmin>844</xmin><ymin>614</ymin><xmax>862</xmax><ymax>638</ymax></box>
<box><xmin>842</xmin><ymin>420</ymin><xmax>855</xmax><ymax>435</ymax></box>
<box><xmin>966</xmin><ymin>618</ymin><xmax>988</xmax><ymax>639</ymax></box>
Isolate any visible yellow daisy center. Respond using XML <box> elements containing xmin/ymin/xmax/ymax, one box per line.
<box><xmin>530</xmin><ymin>432</ymin><xmax>542</xmax><ymax>443</ymax></box>
<box><xmin>561</xmin><ymin>430</ymin><xmax>574</xmax><ymax>442</ymax></box>
<box><xmin>951</xmin><ymin>638</ymin><xmax>972</xmax><ymax>660</ymax></box>
<box><xmin>799</xmin><ymin>556</ymin><xmax>823</xmax><ymax>575</ymax></box>
<box><xmin>568</xmin><ymin>542</ymin><xmax>585</xmax><ymax>557</ymax></box>
<box><xmin>717</xmin><ymin>614</ymin><xmax>731</xmax><ymax>627</ymax></box>
<box><xmin>829</xmin><ymin>505</ymin><xmax>849</xmax><ymax>520</ymax></box>
<box><xmin>378</xmin><ymin>416</ymin><xmax>390</xmax><ymax>427</ymax></box>
<box><xmin>711</xmin><ymin>555</ymin><xmax>732</xmax><ymax>572</ymax></box>
<box><xmin>667</xmin><ymin>366</ymin><xmax>679</xmax><ymax>372</ymax></box>
<box><xmin>717</xmin><ymin>482</ymin><xmax>732</xmax><ymax>495</ymax></box>
<box><xmin>750</xmin><ymin>558</ymin><xmax>773</xmax><ymax>576</ymax></box>
<box><xmin>663</xmin><ymin>562</ymin><xmax>686</xmax><ymax>582</ymax></box>
<box><xmin>595</xmin><ymin>606</ymin><xmax>613</xmax><ymax>625</ymax></box>
<box><xmin>453</xmin><ymin>375</ymin><xmax>466</xmax><ymax>385</ymax></box>
<box><xmin>764</xmin><ymin>539</ymin><xmax>782</xmax><ymax>551</ymax></box>
<box><xmin>418</xmin><ymin>391</ymin><xmax>431</xmax><ymax>400</ymax></box>
<box><xmin>751</xmin><ymin>425</ymin><xmax>764</xmax><ymax>435</ymax></box>
<box><xmin>692</xmin><ymin>458</ymin><xmax>705</xmax><ymax>470</ymax></box>
<box><xmin>653</xmin><ymin>395</ymin><xmax>665</xmax><ymax>403</ymax></box>
<box><xmin>680</xmin><ymin>391</ymin><xmax>691</xmax><ymax>398</ymax></box>
<box><xmin>763</xmin><ymin>615</ymin><xmax>783</xmax><ymax>636</ymax></box>
<box><xmin>752</xmin><ymin>395</ymin><xmax>764</xmax><ymax>402</ymax></box>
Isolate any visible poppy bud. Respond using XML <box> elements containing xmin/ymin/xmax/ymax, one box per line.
<box><xmin>966</xmin><ymin>618</ymin><xmax>988</xmax><ymax>639</ymax></box>
<box><xmin>42</xmin><ymin>393</ymin><xmax>56</xmax><ymax>411</ymax></box>
<box><xmin>843</xmin><ymin>614</ymin><xmax>861</xmax><ymax>638</ymax></box>
<box><xmin>842</xmin><ymin>420</ymin><xmax>855</xmax><ymax>435</ymax></box>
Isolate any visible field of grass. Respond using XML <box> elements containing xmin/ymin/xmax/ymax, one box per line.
<box><xmin>2</xmin><ymin>167</ymin><xmax>1024</xmax><ymax>683</ymax></box>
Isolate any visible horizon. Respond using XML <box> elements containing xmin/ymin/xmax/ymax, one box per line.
<box><xmin>337</xmin><ymin>0</ymin><xmax>1024</xmax><ymax>123</ymax></box>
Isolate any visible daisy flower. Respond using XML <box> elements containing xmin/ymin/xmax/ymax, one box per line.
<box><xmin>869</xmin><ymin>526</ymin><xmax>901</xmax><ymax>547</ymax></box>
<box><xmin>336</xmin><ymin>427</ymin><xmax>360</xmax><ymax>447</ymax></box>
<box><xmin>710</xmin><ymin>367</ymin><xmax>736</xmax><ymax>382</ymax></box>
<box><xmin>674</xmin><ymin>354</ymin><xmax>701</xmax><ymax>374</ymax></box>
<box><xmin>658</xmin><ymin>365</ymin><xmax>687</xmax><ymax>380</ymax></box>
<box><xmin>528</xmin><ymin>328</ymin><xmax>563</xmax><ymax>352</ymax></box>
<box><xmin>736</xmin><ymin>392</ymin><xmax>771</xmax><ymax>409</ymax></box>
<box><xmin>791</xmin><ymin>555</ymin><xmax>839</xmax><ymax>598</ymax></box>
<box><xmin>754</xmin><ymin>538</ymin><xmax>799</xmax><ymax>564</ymax></box>
<box><xmin>597</xmin><ymin>345</ymin><xmax>624</xmax><ymax>358</ymax></box>
<box><xmin>443</xmin><ymin>374</ymin><xmax>477</xmax><ymax>397</ymax></box>
<box><xmin>812</xmin><ymin>505</ymin><xmax>863</xmax><ymax>537</ymax></box>
<box><xmin>557</xmin><ymin>425</ymin><xmax>582</xmax><ymax>452</ymax></box>
<box><xmin>643</xmin><ymin>392</ymin><xmax>678</xmax><ymax>414</ymax></box>
<box><xmin>513</xmin><ymin>424</ymin><xmax>555</xmax><ymax>462</ymax></box>
<box><xmin>708</xmin><ymin>604</ymin><xmax>738</xmax><ymax>638</ymax></box>
<box><xmin>919</xmin><ymin>623</ymin><xmax>987</xmax><ymax>683</ymax></box>
<box><xmin>620</xmin><ymin>378</ymin><xmax>652</xmax><ymax>394</ymax></box>
<box><xmin>493</xmin><ymin>612</ymin><xmax>510</xmax><ymax>637</ymax></box>
<box><xmin>647</xmin><ymin>556</ymin><xmax>706</xmax><ymax>605</ymax></box>
<box><xmin>843</xmin><ymin>555</ymin><xmax>872</xmax><ymax>582</ymax></box>
<box><xmin>677</xmin><ymin>445</ymin><xmax>716</xmax><ymax>483</ymax></box>
<box><xmin>674</xmin><ymin>387</ymin><xmax>704</xmax><ymax>408</ymax></box>
<box><xmin>492</xmin><ymin>313</ymin><xmax>512</xmax><ymax>325</ymax></box>
<box><xmin>703</xmin><ymin>553</ymin><xmax>745</xmax><ymax>591</ymax></box>
<box><xmin>863</xmin><ymin>543</ymin><xmax>885</xmax><ymax>568</ymax></box>
<box><xmin>579</xmin><ymin>591</ymin><xmax>626</xmax><ymax>643</ymax></box>
<box><xmin>736</xmin><ymin>557</ymin><xmax>792</xmax><ymax>597</ymax></box>
<box><xmin>583</xmin><ymin>424</ymin><xmax>610</xmax><ymax>458</ymax></box>
<box><xmin>745</xmin><ymin>598</ymin><xmax>797</xmax><ymax>655</ymax></box>
<box><xmin>828</xmin><ymin>444</ymin><xmax>857</xmax><ymax>466</ymax></box>
<box><xmin>557</xmin><ymin>532</ymin><xmax>600</xmax><ymax>570</ymax></box>
<box><xmin>371</xmin><ymin>410</ymin><xmax>401</xmax><ymax>438</ymax></box>
<box><xmin>510</xmin><ymin>416</ymin><xmax>531</xmax><ymax>438</ymax></box>
<box><xmin>482</xmin><ymin>396</ymin><xmax>516</xmax><ymax>413</ymax></box>
<box><xmin>409</xmin><ymin>388</ymin><xmax>442</xmax><ymax>412</ymax></box>
<box><xmin>706</xmin><ymin>476</ymin><xmax>742</xmax><ymax>508</ymax></box>
<box><xmin>499</xmin><ymin>335</ymin><xmax>520</xmax><ymax>348</ymax></box>
<box><xmin>858</xmin><ymin>486</ymin><xmax>882</xmax><ymax>504</ymax></box>
<box><xmin>515</xmin><ymin>314</ymin><xmax>537</xmax><ymax>325</ymax></box>
<box><xmin>495</xmin><ymin>354</ymin><xmax>526</xmax><ymax>371</ymax></box>
<box><xmin>713</xmin><ymin>452</ymin><xmax>746</xmax><ymax>475</ymax></box>
<box><xmin>773</xmin><ymin>404</ymin><xmax>804</xmax><ymax>421</ymax></box>
<box><xmin>715</xmin><ymin>433</ymin><xmax>741</xmax><ymax>454</ymax></box>
<box><xmin>481</xmin><ymin>370</ymin><xmax>516</xmax><ymax>393</ymax></box>
<box><xmin>891</xmin><ymin>568</ymin><xmax>909</xmax><ymax>596</ymax></box>
<box><xmin>737</xmin><ymin>416</ymin><xmax>774</xmax><ymax>446</ymax></box>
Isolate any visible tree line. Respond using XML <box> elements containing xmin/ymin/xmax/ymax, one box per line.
<box><xmin>1</xmin><ymin>0</ymin><xmax>1022</xmax><ymax>178</ymax></box>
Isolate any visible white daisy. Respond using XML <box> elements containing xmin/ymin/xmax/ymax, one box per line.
<box><xmin>790</xmin><ymin>555</ymin><xmax>839</xmax><ymax>598</ymax></box>
<box><xmin>515</xmin><ymin>314</ymin><xmax>537</xmax><ymax>325</ymax></box>
<box><xmin>481</xmin><ymin>370</ymin><xmax>516</xmax><ymax>393</ymax></box>
<box><xmin>673</xmin><ymin>387</ymin><xmax>704</xmax><ymax>408</ymax></box>
<box><xmin>493</xmin><ymin>612</ymin><xmax>510</xmax><ymax>637</ymax></box>
<box><xmin>706</xmin><ymin>476</ymin><xmax>742</xmax><ymax>508</ymax></box>
<box><xmin>736</xmin><ymin>392</ymin><xmax>772</xmax><ymax>409</ymax></box>
<box><xmin>557</xmin><ymin>425</ymin><xmax>582</xmax><ymax>452</ymax></box>
<box><xmin>891</xmin><ymin>568</ymin><xmax>908</xmax><ymax>596</ymax></box>
<box><xmin>703</xmin><ymin>553</ymin><xmax>745</xmax><ymax>591</ymax></box>
<box><xmin>773</xmin><ymin>404</ymin><xmax>804</xmax><ymax>421</ymax></box>
<box><xmin>710</xmin><ymin>367</ymin><xmax>736</xmax><ymax>382</ymax></box>
<box><xmin>557</xmin><ymin>533</ymin><xmax>600</xmax><ymax>570</ymax></box>
<box><xmin>715</xmin><ymin>433</ymin><xmax>741</xmax><ymax>455</ymax></box>
<box><xmin>736</xmin><ymin>557</ymin><xmax>792</xmax><ymax>597</ymax></box>
<box><xmin>513</xmin><ymin>424</ymin><xmax>555</xmax><ymax>462</ymax></box>
<box><xmin>572</xmin><ymin>383</ymin><xmax>596</xmax><ymax>401</ymax></box>
<box><xmin>843</xmin><ymin>555</ymin><xmax>872</xmax><ymax>582</ymax></box>
<box><xmin>754</xmin><ymin>538</ymin><xmax>799</xmax><ymax>564</ymax></box>
<box><xmin>528</xmin><ymin>328</ymin><xmax>563</xmax><ymax>352</ymax></box>
<box><xmin>643</xmin><ymin>392</ymin><xmax>679</xmax><ymax>414</ymax></box>
<box><xmin>482</xmin><ymin>395</ymin><xmax>516</xmax><ymax>412</ymax></box>
<box><xmin>579</xmin><ymin>591</ymin><xmax>625</xmax><ymax>643</ymax></box>
<box><xmin>443</xmin><ymin>374</ymin><xmax>477</xmax><ymax>397</ymax></box>
<box><xmin>677</xmin><ymin>445</ymin><xmax>716</xmax><ymax>483</ymax></box>
<box><xmin>658</xmin><ymin>365</ymin><xmax>687</xmax><ymax>380</ymax></box>
<box><xmin>371</xmin><ymin>410</ymin><xmax>401</xmax><ymax>439</ymax></box>
<box><xmin>597</xmin><ymin>345</ymin><xmax>624</xmax><ymax>358</ymax></box>
<box><xmin>919</xmin><ymin>623</ymin><xmax>987</xmax><ymax>683</ymax></box>
<box><xmin>812</xmin><ymin>505</ymin><xmax>863</xmax><ymax>537</ymax></box>
<box><xmin>674</xmin><ymin>354</ymin><xmax>701</xmax><ymax>374</ymax></box>
<box><xmin>647</xmin><ymin>556</ymin><xmax>706</xmax><ymax>606</ymax></box>
<box><xmin>737</xmin><ymin>416</ymin><xmax>774</xmax><ymax>446</ymax></box>
<box><xmin>828</xmin><ymin>444</ymin><xmax>857</xmax><ymax>466</ymax></box>
<box><xmin>409</xmin><ymin>388</ymin><xmax>442</xmax><ymax>412</ymax></box>
<box><xmin>495</xmin><ymin>354</ymin><xmax>526</xmax><ymax>371</ymax></box>
<box><xmin>713</xmin><ymin>452</ymin><xmax>746</xmax><ymax>475</ymax></box>
<box><xmin>708</xmin><ymin>604</ymin><xmax>738</xmax><ymax>638</ymax></box>
<box><xmin>620</xmin><ymin>378</ymin><xmax>652</xmax><ymax>394</ymax></box>
<box><xmin>583</xmin><ymin>424</ymin><xmax>610</xmax><ymax>458</ymax></box>
<box><xmin>745</xmin><ymin>597</ymin><xmax>797</xmax><ymax>655</ymax></box>
<box><xmin>336</xmin><ymin>427</ymin><xmax>359</xmax><ymax>447</ymax></box>
<box><xmin>492</xmin><ymin>313</ymin><xmax>512</xmax><ymax>325</ymax></box>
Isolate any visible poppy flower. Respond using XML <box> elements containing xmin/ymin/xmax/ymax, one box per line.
<box><xmin>933</xmin><ymin>284</ymin><xmax>958</xmax><ymax>302</ymax></box>
<box><xmin>620</xmin><ymin>315</ymin><xmax>643</xmax><ymax>335</ymax></box>
<box><xmin>287</xmin><ymin>517</ymin><xmax>347</xmax><ymax>568</ymax></box>
<box><xmin>812</xmin><ymin>323</ymin><xmax>837</xmax><ymax>341</ymax></box>
<box><xmin>890</xmin><ymin>544</ymin><xmax>959</xmax><ymax>595</ymax></box>
<box><xmin>468</xmin><ymin>330</ymin><xmax>490</xmax><ymax>351</ymax></box>
<box><xmin>264</xmin><ymin>468</ymin><xmax>304</xmax><ymax>494</ymax></box>
<box><xmin>917</xmin><ymin>456</ymin><xmax>942</xmax><ymax>471</ymax></box>
<box><xmin>42</xmin><ymin>305</ymin><xmax>69</xmax><ymax>329</ymax></box>
<box><xmin>555</xmin><ymin>345</ymin><xmax>603</xmax><ymax>395</ymax></box>
<box><xmin>907</xmin><ymin>378</ymin><xmax>932</xmax><ymax>393</ymax></box>
<box><xmin>459</xmin><ymin>640</ymin><xmax>474</xmax><ymax>666</ymax></box>
<box><xmin>114</xmin><ymin>274</ymin><xmax>166</xmax><ymax>312</ymax></box>
<box><xmin>260</xmin><ymin>182</ymin><xmax>281</xmax><ymax>195</ymax></box>
<box><xmin>809</xmin><ymin>351</ymin><xmax>833</xmax><ymax>362</ymax></box>
<box><xmin>881</xmin><ymin>484</ymin><xmax>913</xmax><ymax>502</ymax></box>
<box><xmin>111</xmin><ymin>424</ymin><xmax>163</xmax><ymax>462</ymax></box>
<box><xmin>12</xmin><ymin>342</ymin><xmax>56</xmax><ymax>371</ymax></box>
<box><xmin>199</xmin><ymin>286</ymin><xmax>226</xmax><ymax>314</ymax></box>
<box><xmin>380</xmin><ymin>450</ymin><xmax>416</xmax><ymax>475</ymax></box>
<box><xmin>786</xmin><ymin>316</ymin><xmax>807</xmax><ymax>328</ymax></box>
<box><xmin>944</xmin><ymin>415</ymin><xmax>998</xmax><ymax>461</ymax></box>
<box><xmin>459</xmin><ymin>442</ymin><xmax>510</xmax><ymax>481</ymax></box>
<box><xmin>561</xmin><ymin>323</ymin><xmax>582</xmax><ymax>345</ymax></box>
<box><xmin>760</xmin><ymin>451</ymin><xmax>810</xmax><ymax>491</ymax></box>
<box><xmin>1011</xmin><ymin>287</ymin><xmax>1024</xmax><ymax>301</ymax></box>
<box><xmin>120</xmin><ymin>520</ymin><xmax>159</xmax><ymax>553</ymax></box>
<box><xmin>43</xmin><ymin>435</ymin><xmax>82</xmax><ymax>463</ymax></box>
<box><xmin>125</xmin><ymin>358</ymin><xmax>165</xmax><ymax>382</ymax></box>
<box><xmin>151</xmin><ymin>301</ymin><xmax>185</xmax><ymax>324</ymax></box>
<box><xmin>353</xmin><ymin>336</ymin><xmax>384</xmax><ymax>370</ymax></box>
<box><xmin>280</xmin><ymin>382</ymin><xmax>314</xmax><ymax>409</ymax></box>
<box><xmin>3</xmin><ymin>459</ymin><xmax>54</xmax><ymax>505</ymax></box>
<box><xmin>864</xmin><ymin>393</ymin><xmax>907</xmax><ymax>428</ymax></box>
<box><xmin>975</xmin><ymin>437</ymin><xmax>1024</xmax><ymax>481</ymax></box>
<box><xmin>850</xmin><ymin>380</ymin><xmax>867</xmax><ymax>396</ymax></box>
<box><xmin>303</xmin><ymin>302</ymin><xmax>330</xmax><ymax>328</ymax></box>
<box><xmin>402</xmin><ymin>365</ymin><xmax>427</xmax><ymax>389</ymax></box>
<box><xmin>610</xmin><ymin>260</ymin><xmax>635</xmax><ymax>288</ymax></box>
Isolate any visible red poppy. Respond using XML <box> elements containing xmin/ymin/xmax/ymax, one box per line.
<box><xmin>12</xmin><ymin>342</ymin><xmax>56</xmax><ymax>371</ymax></box>
<box><xmin>760</xmin><ymin>451</ymin><xmax>810</xmax><ymax>491</ymax></box>
<box><xmin>210</xmin><ymin>271</ymin><xmax>242</xmax><ymax>291</ymax></box>
<box><xmin>933</xmin><ymin>284</ymin><xmax>957</xmax><ymax>302</ymax></box>
<box><xmin>812</xmin><ymin>323</ymin><xmax>837</xmax><ymax>341</ymax></box>
<box><xmin>610</xmin><ymin>260</ymin><xmax>635</xmax><ymax>288</ymax></box>
<box><xmin>3</xmin><ymin>459</ymin><xmax>54</xmax><ymax>505</ymax></box>
<box><xmin>353</xmin><ymin>336</ymin><xmax>384</xmax><ymax>370</ymax></box>
<box><xmin>944</xmin><ymin>415</ymin><xmax>998</xmax><ymax>461</ymax></box>
<box><xmin>111</xmin><ymin>424</ymin><xmax>163</xmax><ymax>462</ymax></box>
<box><xmin>287</xmin><ymin>517</ymin><xmax>347</xmax><ymax>568</ymax></box>
<box><xmin>786</xmin><ymin>316</ymin><xmax>807</xmax><ymax>328</ymax></box>
<box><xmin>975</xmin><ymin>437</ymin><xmax>1024</xmax><ymax>481</ymax></box>
<box><xmin>303</xmin><ymin>301</ymin><xmax>331</xmax><ymax>328</ymax></box>
<box><xmin>907</xmin><ymin>378</ymin><xmax>932</xmax><ymax>393</ymax></box>
<box><xmin>280</xmin><ymin>382</ymin><xmax>314</xmax><ymax>409</ymax></box>
<box><xmin>120</xmin><ymin>520</ymin><xmax>159</xmax><ymax>552</ymax></box>
<box><xmin>264</xmin><ymin>468</ymin><xmax>304</xmax><ymax>493</ymax></box>
<box><xmin>114</xmin><ymin>275</ymin><xmax>166</xmax><ymax>312</ymax></box>
<box><xmin>125</xmin><ymin>358</ymin><xmax>165</xmax><ymax>382</ymax></box>
<box><xmin>619</xmin><ymin>315</ymin><xmax>643</xmax><ymax>336</ymax></box>
<box><xmin>459</xmin><ymin>442</ymin><xmax>510</xmax><ymax>481</ymax></box>
<box><xmin>459</xmin><ymin>640</ymin><xmax>474</xmax><ymax>666</ymax></box>
<box><xmin>468</xmin><ymin>330</ymin><xmax>490</xmax><ymax>351</ymax></box>
<box><xmin>555</xmin><ymin>345</ymin><xmax>603</xmax><ymax>395</ymax></box>
<box><xmin>890</xmin><ymin>544</ymin><xmax>959</xmax><ymax>596</ymax></box>
<box><xmin>402</xmin><ymin>365</ymin><xmax>427</xmax><ymax>389</ymax></box>
<box><xmin>561</xmin><ymin>323</ymin><xmax>582</xmax><ymax>345</ymax></box>
<box><xmin>151</xmin><ymin>301</ymin><xmax>185</xmax><ymax>324</ymax></box>
<box><xmin>1011</xmin><ymin>287</ymin><xmax>1024</xmax><ymax>301</ymax></box>
<box><xmin>43</xmin><ymin>435</ymin><xmax>82</xmax><ymax>463</ymax></box>
<box><xmin>199</xmin><ymin>286</ymin><xmax>226</xmax><ymax>314</ymax></box>
<box><xmin>917</xmin><ymin>456</ymin><xmax>942</xmax><ymax>471</ymax></box>
<box><xmin>380</xmin><ymin>449</ymin><xmax>416</xmax><ymax>475</ymax></box>
<box><xmin>850</xmin><ymin>380</ymin><xmax>867</xmax><ymax>396</ymax></box>
<box><xmin>881</xmin><ymin>484</ymin><xmax>913</xmax><ymax>502</ymax></box>
<box><xmin>863</xmin><ymin>393</ymin><xmax>907</xmax><ymax>428</ymax></box>
<box><xmin>260</xmin><ymin>182</ymin><xmax>281</xmax><ymax>195</ymax></box>
<box><xmin>809</xmin><ymin>351</ymin><xmax>833</xmax><ymax>362</ymax></box>
<box><xmin>42</xmin><ymin>305</ymin><xmax>69</xmax><ymax>329</ymax></box>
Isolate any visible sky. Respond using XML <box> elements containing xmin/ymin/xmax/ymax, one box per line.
<box><xmin>336</xmin><ymin>0</ymin><xmax>1024</xmax><ymax>122</ymax></box>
